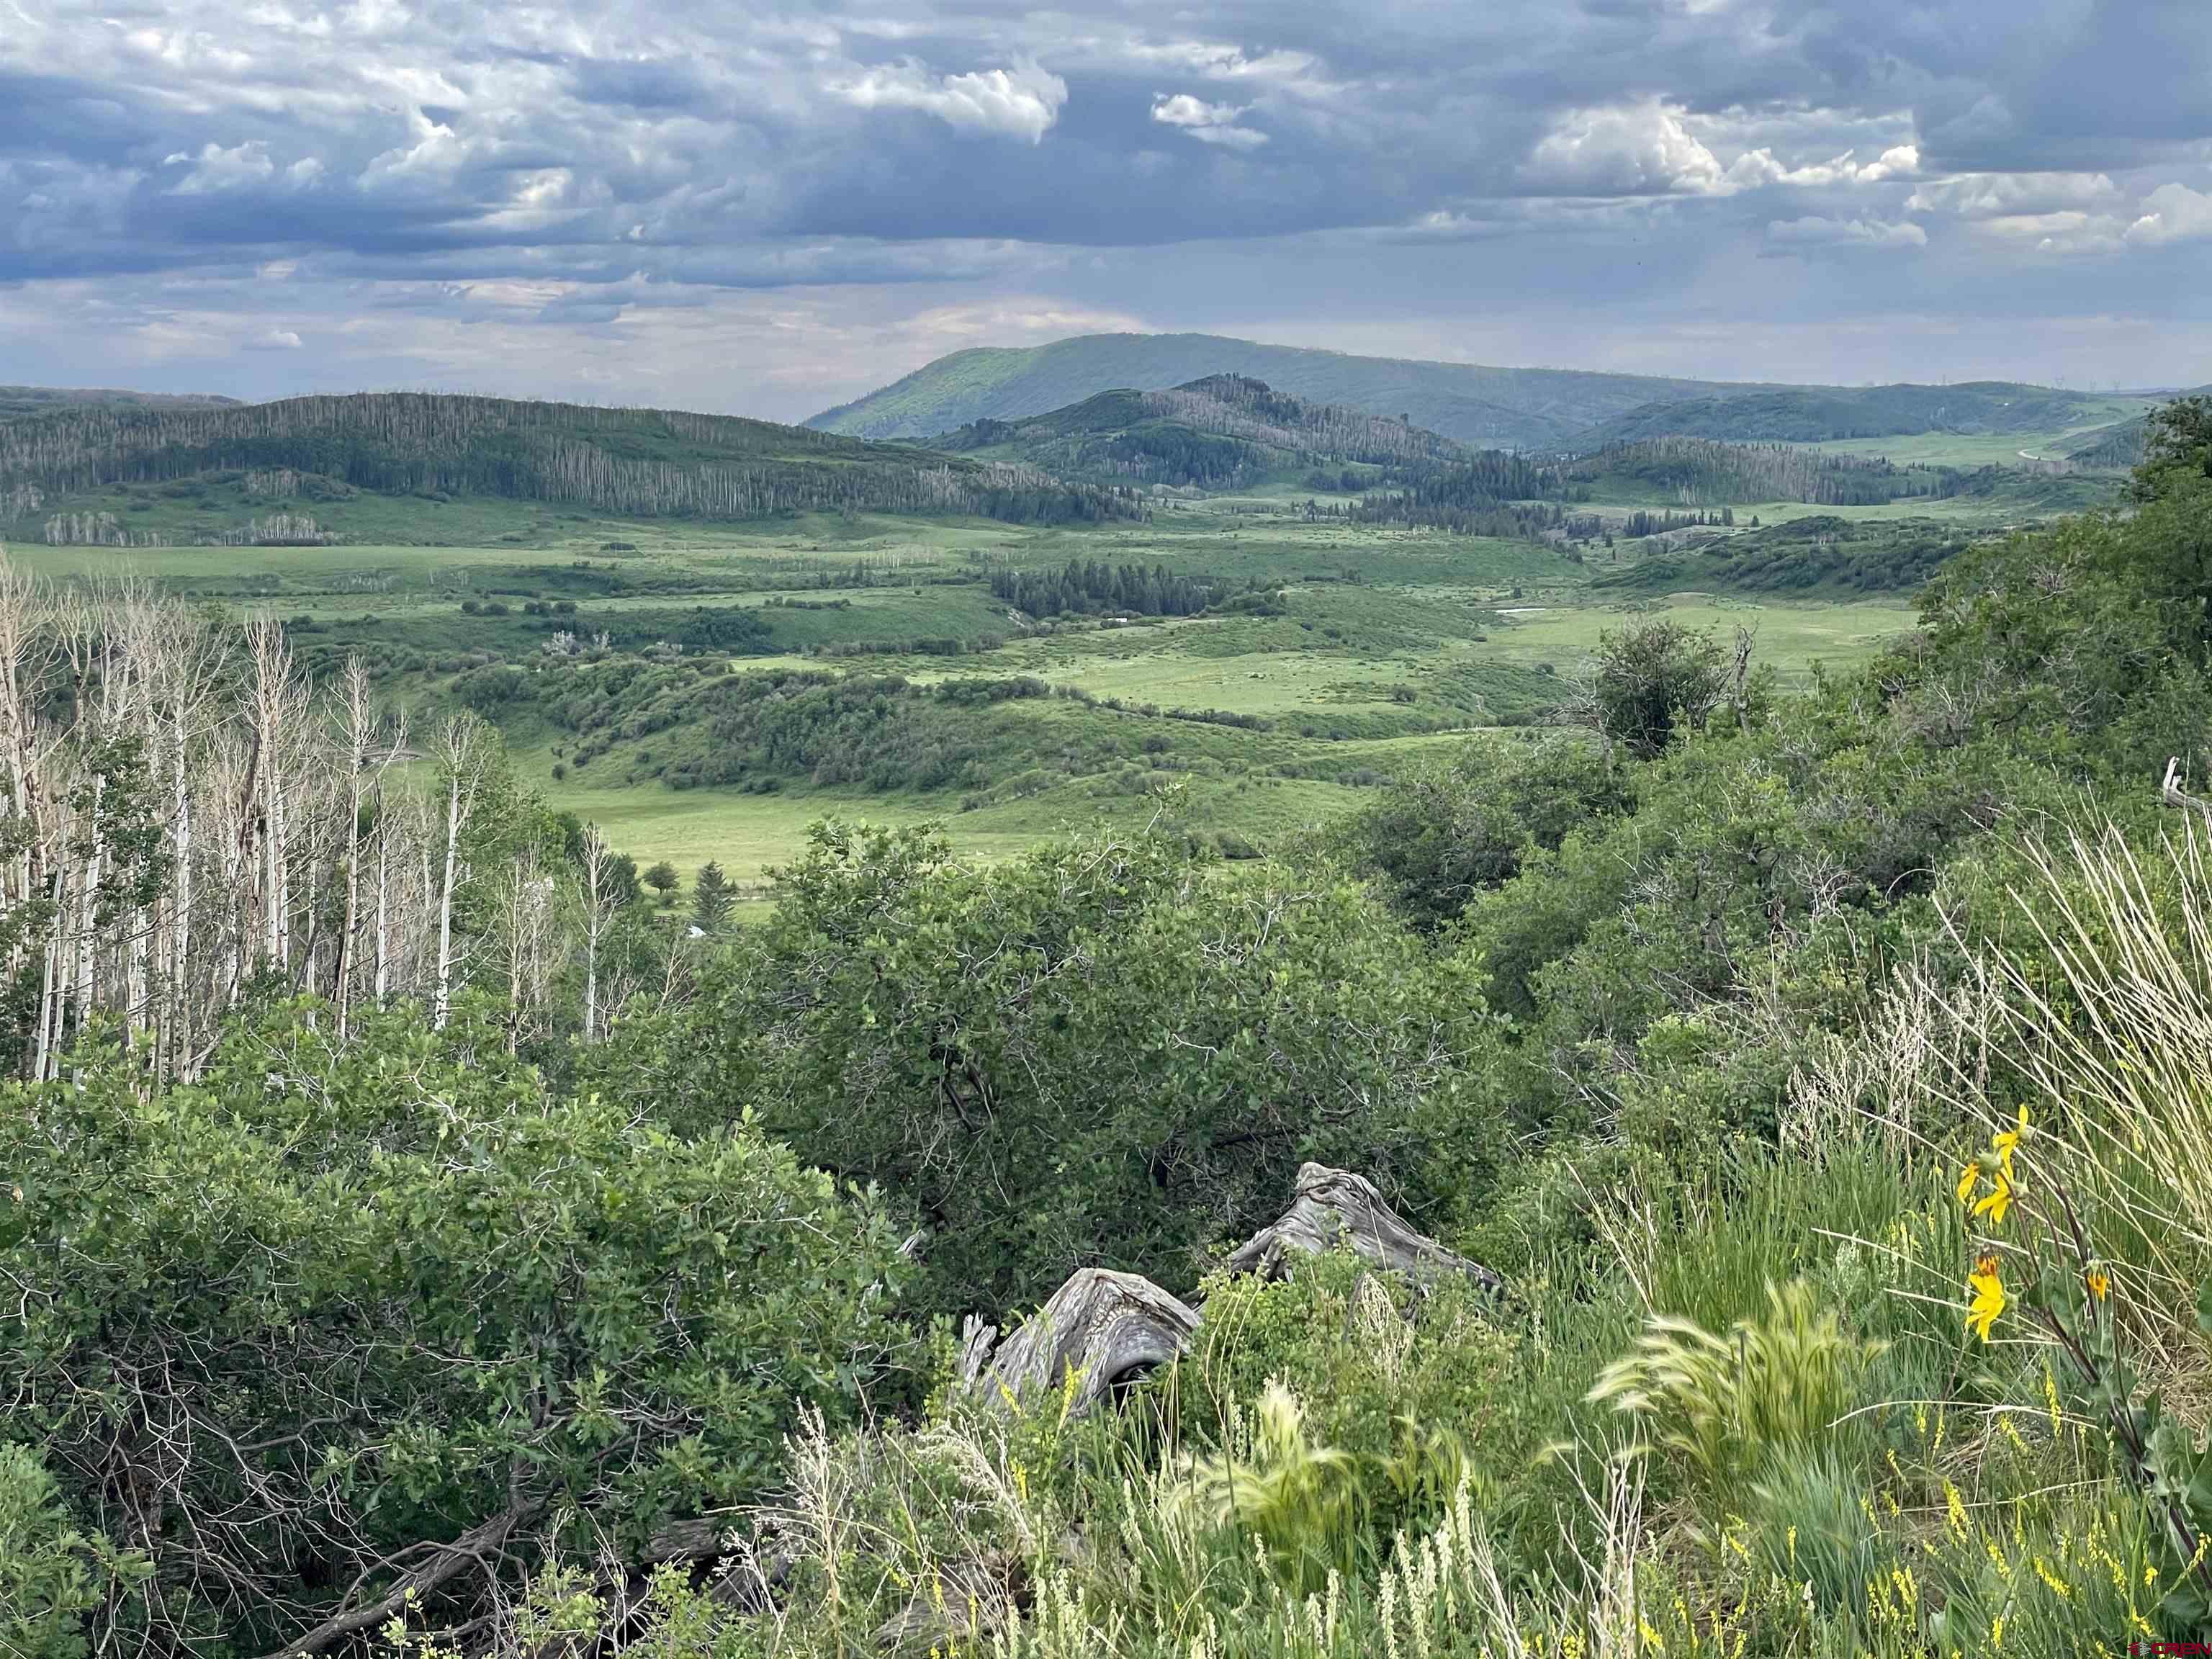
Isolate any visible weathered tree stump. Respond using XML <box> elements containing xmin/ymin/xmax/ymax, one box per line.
<box><xmin>953</xmin><ymin>1168</ymin><xmax>1500</xmax><ymax>1420</ymax></box>
<box><xmin>957</xmin><ymin>1268</ymin><xmax>1200</xmax><ymax>1419</ymax></box>
<box><xmin>1220</xmin><ymin>1162</ymin><xmax>1505</xmax><ymax>1295</ymax></box>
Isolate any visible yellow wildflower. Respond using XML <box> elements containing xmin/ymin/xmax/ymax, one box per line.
<box><xmin>1973</xmin><ymin>1169</ymin><xmax>2015</xmax><ymax>1226</ymax></box>
<box><xmin>1955</xmin><ymin>1160</ymin><xmax>1980</xmax><ymax>1205</ymax></box>
<box><xmin>1966</xmin><ymin>1255</ymin><xmax>2006</xmax><ymax>1341</ymax></box>
<box><xmin>2086</xmin><ymin>1264</ymin><xmax>2110</xmax><ymax>1302</ymax></box>
<box><xmin>1992</xmin><ymin>1105</ymin><xmax>2029</xmax><ymax>1175</ymax></box>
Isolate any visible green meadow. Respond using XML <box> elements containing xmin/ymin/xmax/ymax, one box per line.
<box><xmin>6</xmin><ymin>496</ymin><xmax>1926</xmax><ymax>876</ymax></box>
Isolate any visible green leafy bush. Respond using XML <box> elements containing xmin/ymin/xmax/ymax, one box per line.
<box><xmin>608</xmin><ymin>824</ymin><xmax>1501</xmax><ymax>1317</ymax></box>
<box><xmin>0</xmin><ymin>1000</ymin><xmax>909</xmax><ymax>1655</ymax></box>
<box><xmin>0</xmin><ymin>1444</ymin><xmax>142</xmax><ymax>1659</ymax></box>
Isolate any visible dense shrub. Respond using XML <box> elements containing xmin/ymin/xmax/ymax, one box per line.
<box><xmin>598</xmin><ymin>822</ymin><xmax>1501</xmax><ymax>1316</ymax></box>
<box><xmin>0</xmin><ymin>1001</ymin><xmax>909</xmax><ymax>1654</ymax></box>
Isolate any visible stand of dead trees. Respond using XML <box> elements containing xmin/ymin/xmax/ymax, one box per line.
<box><xmin>0</xmin><ymin>551</ymin><xmax>661</xmax><ymax>1079</ymax></box>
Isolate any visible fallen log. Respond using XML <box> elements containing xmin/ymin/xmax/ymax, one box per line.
<box><xmin>1220</xmin><ymin>1162</ymin><xmax>1505</xmax><ymax>1295</ymax></box>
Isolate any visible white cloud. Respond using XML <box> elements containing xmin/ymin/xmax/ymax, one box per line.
<box><xmin>2126</xmin><ymin>181</ymin><xmax>2212</xmax><ymax>246</ymax></box>
<box><xmin>835</xmin><ymin>58</ymin><xmax>1066</xmax><ymax>143</ymax></box>
<box><xmin>246</xmin><ymin>327</ymin><xmax>304</xmax><ymax>350</ymax></box>
<box><xmin>1106</xmin><ymin>40</ymin><xmax>1323</xmax><ymax>92</ymax></box>
<box><xmin>1766</xmin><ymin>215</ymin><xmax>1927</xmax><ymax>248</ymax></box>
<box><xmin>1150</xmin><ymin>92</ymin><xmax>1267</xmax><ymax>150</ymax></box>
<box><xmin>1524</xmin><ymin>101</ymin><xmax>1730</xmax><ymax>196</ymax></box>
<box><xmin>162</xmin><ymin>140</ymin><xmax>277</xmax><ymax>194</ymax></box>
<box><xmin>1979</xmin><ymin>210</ymin><xmax>2107</xmax><ymax>240</ymax></box>
<box><xmin>1723</xmin><ymin>142</ymin><xmax>1920</xmax><ymax>189</ymax></box>
<box><xmin>1151</xmin><ymin>94</ymin><xmax>1241</xmax><ymax>130</ymax></box>
<box><xmin>1898</xmin><ymin>174</ymin><xmax>2136</xmax><ymax>254</ymax></box>
<box><xmin>1527</xmin><ymin>106</ymin><xmax>1918</xmax><ymax>200</ymax></box>
<box><xmin>1905</xmin><ymin>171</ymin><xmax>2120</xmax><ymax>219</ymax></box>
<box><xmin>1386</xmin><ymin>210</ymin><xmax>1511</xmax><ymax>241</ymax></box>
<box><xmin>1861</xmin><ymin>144</ymin><xmax>1920</xmax><ymax>183</ymax></box>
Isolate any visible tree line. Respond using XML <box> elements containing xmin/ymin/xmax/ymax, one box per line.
<box><xmin>0</xmin><ymin>393</ymin><xmax>1139</xmax><ymax>529</ymax></box>
<box><xmin>988</xmin><ymin>557</ymin><xmax>1220</xmax><ymax>619</ymax></box>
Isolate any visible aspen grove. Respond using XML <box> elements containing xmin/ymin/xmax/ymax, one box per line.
<box><xmin>0</xmin><ymin>551</ymin><xmax>652</xmax><ymax>1079</ymax></box>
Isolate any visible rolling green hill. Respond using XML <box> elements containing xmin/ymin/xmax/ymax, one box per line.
<box><xmin>0</xmin><ymin>384</ymin><xmax>240</xmax><ymax>421</ymax></box>
<box><xmin>0</xmin><ymin>392</ymin><xmax>1131</xmax><ymax>547</ymax></box>
<box><xmin>809</xmin><ymin>333</ymin><xmax>1744</xmax><ymax>449</ymax></box>
<box><xmin>2061</xmin><ymin>415</ymin><xmax>2149</xmax><ymax>469</ymax></box>
<box><xmin>1575</xmin><ymin>382</ymin><xmax>2136</xmax><ymax>446</ymax></box>
<box><xmin>935</xmin><ymin>374</ymin><xmax>1467</xmax><ymax>490</ymax></box>
<box><xmin>1567</xmin><ymin>437</ymin><xmax>1958</xmax><ymax>505</ymax></box>
<box><xmin>1557</xmin><ymin>435</ymin><xmax>2123</xmax><ymax>511</ymax></box>
<box><xmin>1589</xmin><ymin>513</ymin><xmax>1976</xmax><ymax>596</ymax></box>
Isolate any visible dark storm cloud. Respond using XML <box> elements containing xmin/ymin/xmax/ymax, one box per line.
<box><xmin>1</xmin><ymin>0</ymin><xmax>2206</xmax><ymax>405</ymax></box>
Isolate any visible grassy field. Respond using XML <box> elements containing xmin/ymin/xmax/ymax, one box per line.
<box><xmin>1481</xmin><ymin>594</ymin><xmax>1912</xmax><ymax>685</ymax></box>
<box><xmin>1795</xmin><ymin>396</ymin><xmax>2154</xmax><ymax>468</ymax></box>
<box><xmin>527</xmin><ymin>762</ymin><xmax>1366</xmax><ymax>886</ymax></box>
<box><xmin>6</xmin><ymin>495</ymin><xmax>1931</xmax><ymax>876</ymax></box>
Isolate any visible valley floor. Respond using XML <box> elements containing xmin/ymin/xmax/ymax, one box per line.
<box><xmin>7</xmin><ymin>493</ymin><xmax>1933</xmax><ymax>886</ymax></box>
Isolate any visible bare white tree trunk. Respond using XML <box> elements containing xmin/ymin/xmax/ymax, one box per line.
<box><xmin>580</xmin><ymin>826</ymin><xmax>613</xmax><ymax>1043</ymax></box>
<box><xmin>247</xmin><ymin>621</ymin><xmax>300</xmax><ymax>975</ymax></box>
<box><xmin>32</xmin><ymin>871</ymin><xmax>61</xmax><ymax>1081</ymax></box>
<box><xmin>0</xmin><ymin>556</ymin><xmax>55</xmax><ymax>1063</ymax></box>
<box><xmin>435</xmin><ymin>770</ymin><xmax>462</xmax><ymax>1030</ymax></box>
<box><xmin>166</xmin><ymin>703</ymin><xmax>194</xmax><ymax>1079</ymax></box>
<box><xmin>71</xmin><ymin>773</ymin><xmax>102</xmax><ymax>1045</ymax></box>
<box><xmin>372</xmin><ymin>785</ymin><xmax>391</xmax><ymax>1007</ymax></box>
<box><xmin>220</xmin><ymin>731</ymin><xmax>256</xmax><ymax>1016</ymax></box>
<box><xmin>335</xmin><ymin>659</ymin><xmax>371</xmax><ymax>1038</ymax></box>
<box><xmin>496</xmin><ymin>853</ymin><xmax>559</xmax><ymax>1052</ymax></box>
<box><xmin>432</xmin><ymin>714</ymin><xmax>486</xmax><ymax>1032</ymax></box>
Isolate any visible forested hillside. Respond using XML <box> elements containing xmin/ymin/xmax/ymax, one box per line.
<box><xmin>1564</xmin><ymin>435</ymin><xmax>1966</xmax><ymax>505</ymax></box>
<box><xmin>2064</xmin><ymin>414</ymin><xmax>2152</xmax><ymax>469</ymax></box>
<box><xmin>937</xmin><ymin>374</ymin><xmax>1467</xmax><ymax>489</ymax></box>
<box><xmin>1346</xmin><ymin>434</ymin><xmax>2065</xmax><ymax>541</ymax></box>
<box><xmin>1591</xmin><ymin>513</ymin><xmax>1976</xmax><ymax>595</ymax></box>
<box><xmin>0</xmin><ymin>392</ymin><xmax>1133</xmax><ymax>545</ymax></box>
<box><xmin>0</xmin><ymin>385</ymin><xmax>239</xmax><ymax>421</ymax></box>
<box><xmin>809</xmin><ymin>333</ymin><xmax>1740</xmax><ymax>448</ymax></box>
<box><xmin>7</xmin><ymin>403</ymin><xmax>2212</xmax><ymax>1659</ymax></box>
<box><xmin>1577</xmin><ymin>379</ymin><xmax>2133</xmax><ymax>444</ymax></box>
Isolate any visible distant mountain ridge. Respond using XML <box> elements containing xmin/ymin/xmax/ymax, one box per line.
<box><xmin>935</xmin><ymin>374</ymin><xmax>1467</xmax><ymax>489</ymax></box>
<box><xmin>809</xmin><ymin>333</ymin><xmax>2144</xmax><ymax>454</ymax></box>
<box><xmin>1573</xmin><ymin>382</ymin><xmax>2122</xmax><ymax>447</ymax></box>
<box><xmin>0</xmin><ymin>385</ymin><xmax>240</xmax><ymax>421</ymax></box>
<box><xmin>0</xmin><ymin>391</ymin><xmax>1132</xmax><ymax>545</ymax></box>
<box><xmin>809</xmin><ymin>333</ymin><xmax>1740</xmax><ymax>449</ymax></box>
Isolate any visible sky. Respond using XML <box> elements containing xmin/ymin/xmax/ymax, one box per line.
<box><xmin>4</xmin><ymin>0</ymin><xmax>2208</xmax><ymax>423</ymax></box>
